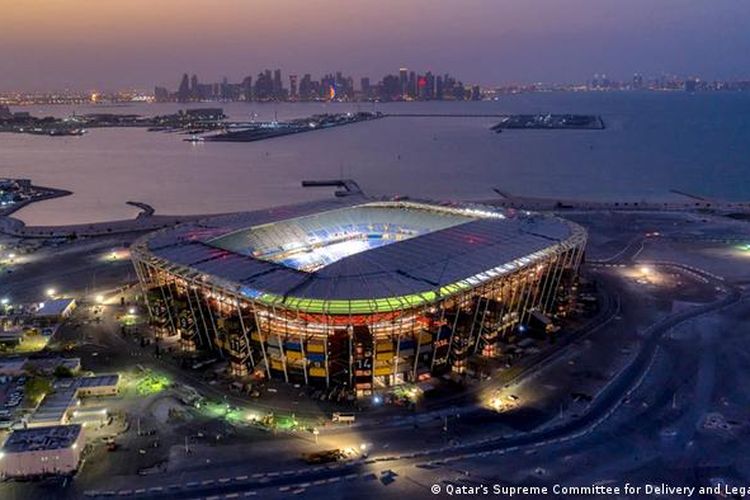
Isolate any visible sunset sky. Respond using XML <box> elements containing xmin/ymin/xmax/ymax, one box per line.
<box><xmin>3</xmin><ymin>0</ymin><xmax>750</xmax><ymax>91</ymax></box>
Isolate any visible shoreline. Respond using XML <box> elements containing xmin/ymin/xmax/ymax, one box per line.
<box><xmin>2</xmin><ymin>178</ymin><xmax>748</xmax><ymax>239</ymax></box>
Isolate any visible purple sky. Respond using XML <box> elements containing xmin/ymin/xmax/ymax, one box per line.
<box><xmin>3</xmin><ymin>0</ymin><xmax>750</xmax><ymax>91</ymax></box>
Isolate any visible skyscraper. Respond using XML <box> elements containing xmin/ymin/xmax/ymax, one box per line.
<box><xmin>289</xmin><ymin>74</ymin><xmax>298</xmax><ymax>99</ymax></box>
<box><xmin>273</xmin><ymin>69</ymin><xmax>283</xmax><ymax>100</ymax></box>
<box><xmin>177</xmin><ymin>73</ymin><xmax>191</xmax><ymax>102</ymax></box>
<box><xmin>190</xmin><ymin>74</ymin><xmax>199</xmax><ymax>100</ymax></box>
<box><xmin>632</xmin><ymin>73</ymin><xmax>644</xmax><ymax>89</ymax></box>
<box><xmin>399</xmin><ymin>67</ymin><xmax>408</xmax><ymax>97</ymax></box>
<box><xmin>360</xmin><ymin>77</ymin><xmax>371</xmax><ymax>100</ymax></box>
<box><xmin>242</xmin><ymin>75</ymin><xmax>253</xmax><ymax>101</ymax></box>
<box><xmin>255</xmin><ymin>70</ymin><xmax>273</xmax><ymax>101</ymax></box>
<box><xmin>407</xmin><ymin>71</ymin><xmax>417</xmax><ymax>99</ymax></box>
<box><xmin>299</xmin><ymin>74</ymin><xmax>313</xmax><ymax>100</ymax></box>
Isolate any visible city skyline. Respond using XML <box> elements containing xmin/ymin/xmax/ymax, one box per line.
<box><xmin>3</xmin><ymin>0</ymin><xmax>750</xmax><ymax>91</ymax></box>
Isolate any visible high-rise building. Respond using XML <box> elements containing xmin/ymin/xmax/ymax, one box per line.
<box><xmin>220</xmin><ymin>76</ymin><xmax>229</xmax><ymax>101</ymax></box>
<box><xmin>424</xmin><ymin>72</ymin><xmax>435</xmax><ymax>99</ymax></box>
<box><xmin>273</xmin><ymin>69</ymin><xmax>283</xmax><ymax>99</ymax></box>
<box><xmin>299</xmin><ymin>74</ymin><xmax>313</xmax><ymax>100</ymax></box>
<box><xmin>177</xmin><ymin>73</ymin><xmax>191</xmax><ymax>102</ymax></box>
<box><xmin>436</xmin><ymin>76</ymin><xmax>444</xmax><ymax>100</ymax></box>
<box><xmin>190</xmin><ymin>74</ymin><xmax>199</xmax><ymax>100</ymax></box>
<box><xmin>452</xmin><ymin>80</ymin><xmax>466</xmax><ymax>100</ymax></box>
<box><xmin>632</xmin><ymin>73</ymin><xmax>644</xmax><ymax>90</ymax></box>
<box><xmin>408</xmin><ymin>71</ymin><xmax>417</xmax><ymax>98</ymax></box>
<box><xmin>360</xmin><ymin>77</ymin><xmax>371</xmax><ymax>100</ymax></box>
<box><xmin>399</xmin><ymin>67</ymin><xmax>408</xmax><ymax>96</ymax></box>
<box><xmin>254</xmin><ymin>70</ymin><xmax>274</xmax><ymax>101</ymax></box>
<box><xmin>379</xmin><ymin>74</ymin><xmax>401</xmax><ymax>101</ymax></box>
<box><xmin>289</xmin><ymin>75</ymin><xmax>298</xmax><ymax>99</ymax></box>
<box><xmin>242</xmin><ymin>75</ymin><xmax>253</xmax><ymax>101</ymax></box>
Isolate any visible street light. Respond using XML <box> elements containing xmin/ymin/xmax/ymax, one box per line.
<box><xmin>0</xmin><ymin>297</ymin><xmax>8</xmax><ymax>306</ymax></box>
<box><xmin>128</xmin><ymin>307</ymin><xmax>136</xmax><ymax>315</ymax></box>
<box><xmin>46</xmin><ymin>288</ymin><xmax>56</xmax><ymax>298</ymax></box>
<box><xmin>639</xmin><ymin>266</ymin><xmax>652</xmax><ymax>275</ymax></box>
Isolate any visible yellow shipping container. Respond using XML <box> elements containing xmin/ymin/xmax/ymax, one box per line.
<box><xmin>376</xmin><ymin>343</ymin><xmax>393</xmax><ymax>353</ymax></box>
<box><xmin>270</xmin><ymin>360</ymin><xmax>283</xmax><ymax>371</ymax></box>
<box><xmin>376</xmin><ymin>352</ymin><xmax>393</xmax><ymax>361</ymax></box>
<box><xmin>418</xmin><ymin>332</ymin><xmax>433</xmax><ymax>344</ymax></box>
<box><xmin>307</xmin><ymin>342</ymin><xmax>325</xmax><ymax>353</ymax></box>
<box><xmin>286</xmin><ymin>350</ymin><xmax>303</xmax><ymax>361</ymax></box>
<box><xmin>250</xmin><ymin>331</ymin><xmax>262</xmax><ymax>342</ymax></box>
<box><xmin>309</xmin><ymin>367</ymin><xmax>327</xmax><ymax>377</ymax></box>
<box><xmin>374</xmin><ymin>366</ymin><xmax>392</xmax><ymax>376</ymax></box>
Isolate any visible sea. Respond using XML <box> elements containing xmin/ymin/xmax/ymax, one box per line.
<box><xmin>1</xmin><ymin>91</ymin><xmax>749</xmax><ymax>226</ymax></box>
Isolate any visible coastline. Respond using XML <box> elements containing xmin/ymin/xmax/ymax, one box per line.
<box><xmin>2</xmin><ymin>178</ymin><xmax>748</xmax><ymax>239</ymax></box>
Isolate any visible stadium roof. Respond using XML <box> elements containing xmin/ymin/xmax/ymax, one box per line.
<box><xmin>139</xmin><ymin>196</ymin><xmax>582</xmax><ymax>314</ymax></box>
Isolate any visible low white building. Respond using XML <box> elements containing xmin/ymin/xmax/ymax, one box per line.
<box><xmin>28</xmin><ymin>374</ymin><xmax>120</xmax><ymax>428</ymax></box>
<box><xmin>34</xmin><ymin>298</ymin><xmax>76</xmax><ymax>324</ymax></box>
<box><xmin>0</xmin><ymin>424</ymin><xmax>84</xmax><ymax>478</ymax></box>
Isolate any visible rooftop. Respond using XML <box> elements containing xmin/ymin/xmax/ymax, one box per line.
<box><xmin>35</xmin><ymin>298</ymin><xmax>76</xmax><ymax>317</ymax></box>
<box><xmin>2</xmin><ymin>424</ymin><xmax>82</xmax><ymax>453</ymax></box>
<box><xmin>30</xmin><ymin>375</ymin><xmax>119</xmax><ymax>426</ymax></box>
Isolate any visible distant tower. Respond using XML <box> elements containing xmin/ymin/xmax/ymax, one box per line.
<box><xmin>242</xmin><ymin>75</ymin><xmax>253</xmax><ymax>102</ymax></box>
<box><xmin>407</xmin><ymin>71</ymin><xmax>417</xmax><ymax>98</ymax></box>
<box><xmin>436</xmin><ymin>76</ymin><xmax>444</xmax><ymax>100</ymax></box>
<box><xmin>273</xmin><ymin>69</ymin><xmax>283</xmax><ymax>99</ymax></box>
<box><xmin>177</xmin><ymin>73</ymin><xmax>191</xmax><ymax>103</ymax></box>
<box><xmin>289</xmin><ymin>75</ymin><xmax>298</xmax><ymax>99</ymax></box>
<box><xmin>632</xmin><ymin>73</ymin><xmax>644</xmax><ymax>90</ymax></box>
<box><xmin>190</xmin><ymin>74</ymin><xmax>199</xmax><ymax>100</ymax></box>
<box><xmin>360</xmin><ymin>77</ymin><xmax>371</xmax><ymax>99</ymax></box>
<box><xmin>399</xmin><ymin>67</ymin><xmax>408</xmax><ymax>96</ymax></box>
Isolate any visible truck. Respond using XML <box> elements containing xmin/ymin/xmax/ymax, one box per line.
<box><xmin>331</xmin><ymin>412</ymin><xmax>355</xmax><ymax>424</ymax></box>
<box><xmin>301</xmin><ymin>449</ymin><xmax>345</xmax><ymax>465</ymax></box>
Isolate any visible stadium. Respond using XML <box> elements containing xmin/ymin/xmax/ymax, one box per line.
<box><xmin>130</xmin><ymin>196</ymin><xmax>587</xmax><ymax>396</ymax></box>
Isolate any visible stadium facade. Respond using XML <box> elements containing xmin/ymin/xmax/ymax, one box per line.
<box><xmin>131</xmin><ymin>197</ymin><xmax>586</xmax><ymax>396</ymax></box>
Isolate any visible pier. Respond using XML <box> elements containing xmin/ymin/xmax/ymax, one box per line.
<box><xmin>203</xmin><ymin>112</ymin><xmax>382</xmax><ymax>143</ymax></box>
<box><xmin>301</xmin><ymin>179</ymin><xmax>363</xmax><ymax>197</ymax></box>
